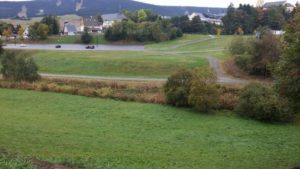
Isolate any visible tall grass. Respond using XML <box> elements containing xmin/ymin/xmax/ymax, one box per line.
<box><xmin>0</xmin><ymin>78</ymin><xmax>166</xmax><ymax>104</ymax></box>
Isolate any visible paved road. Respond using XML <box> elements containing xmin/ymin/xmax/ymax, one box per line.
<box><xmin>4</xmin><ymin>44</ymin><xmax>145</xmax><ymax>51</ymax></box>
<box><xmin>208</xmin><ymin>56</ymin><xmax>248</xmax><ymax>84</ymax></box>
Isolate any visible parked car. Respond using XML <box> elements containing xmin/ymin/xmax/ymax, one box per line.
<box><xmin>20</xmin><ymin>44</ymin><xmax>27</xmax><ymax>47</ymax></box>
<box><xmin>86</xmin><ymin>45</ymin><xmax>95</xmax><ymax>49</ymax></box>
<box><xmin>55</xmin><ymin>45</ymin><xmax>61</xmax><ymax>48</ymax></box>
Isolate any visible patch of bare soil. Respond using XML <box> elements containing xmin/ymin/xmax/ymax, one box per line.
<box><xmin>33</xmin><ymin>160</ymin><xmax>79</xmax><ymax>169</ymax></box>
<box><xmin>222</xmin><ymin>59</ymin><xmax>273</xmax><ymax>83</ymax></box>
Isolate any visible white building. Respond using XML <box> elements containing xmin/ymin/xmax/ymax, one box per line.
<box><xmin>102</xmin><ymin>13</ymin><xmax>126</xmax><ymax>29</ymax></box>
<box><xmin>263</xmin><ymin>0</ymin><xmax>295</xmax><ymax>12</ymax></box>
<box><xmin>189</xmin><ymin>13</ymin><xmax>223</xmax><ymax>25</ymax></box>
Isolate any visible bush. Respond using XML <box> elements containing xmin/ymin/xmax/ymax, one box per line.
<box><xmin>231</xmin><ymin>33</ymin><xmax>280</xmax><ymax>76</ymax></box>
<box><xmin>188</xmin><ymin>82</ymin><xmax>220</xmax><ymax>112</ymax></box>
<box><xmin>188</xmin><ymin>68</ymin><xmax>220</xmax><ymax>112</ymax></box>
<box><xmin>217</xmin><ymin>85</ymin><xmax>241</xmax><ymax>110</ymax></box>
<box><xmin>229</xmin><ymin>36</ymin><xmax>246</xmax><ymax>55</ymax></box>
<box><xmin>235</xmin><ymin>83</ymin><xmax>294</xmax><ymax>123</ymax></box>
<box><xmin>0</xmin><ymin>51</ymin><xmax>40</xmax><ymax>82</ymax></box>
<box><xmin>164</xmin><ymin>69</ymin><xmax>194</xmax><ymax>107</ymax></box>
<box><xmin>0</xmin><ymin>40</ymin><xmax>3</xmax><ymax>55</ymax></box>
<box><xmin>81</xmin><ymin>28</ymin><xmax>93</xmax><ymax>44</ymax></box>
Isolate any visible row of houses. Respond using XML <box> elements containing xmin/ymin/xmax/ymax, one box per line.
<box><xmin>63</xmin><ymin>13</ymin><xmax>126</xmax><ymax>35</ymax></box>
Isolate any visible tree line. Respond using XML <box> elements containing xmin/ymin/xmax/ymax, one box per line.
<box><xmin>104</xmin><ymin>9</ymin><xmax>183</xmax><ymax>42</ymax></box>
<box><xmin>222</xmin><ymin>3</ymin><xmax>298</xmax><ymax>34</ymax></box>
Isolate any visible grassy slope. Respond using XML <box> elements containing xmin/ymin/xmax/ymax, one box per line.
<box><xmin>27</xmin><ymin>35</ymin><xmax>236</xmax><ymax>78</ymax></box>
<box><xmin>0</xmin><ymin>88</ymin><xmax>299</xmax><ymax>169</ymax></box>
<box><xmin>31</xmin><ymin>50</ymin><xmax>208</xmax><ymax>78</ymax></box>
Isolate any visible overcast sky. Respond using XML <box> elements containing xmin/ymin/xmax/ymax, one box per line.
<box><xmin>0</xmin><ymin>0</ymin><xmax>298</xmax><ymax>7</ymax></box>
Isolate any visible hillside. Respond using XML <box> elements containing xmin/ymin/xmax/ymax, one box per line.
<box><xmin>0</xmin><ymin>0</ymin><xmax>226</xmax><ymax>18</ymax></box>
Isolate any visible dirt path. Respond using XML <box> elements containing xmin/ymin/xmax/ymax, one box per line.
<box><xmin>171</xmin><ymin>35</ymin><xmax>215</xmax><ymax>49</ymax></box>
<box><xmin>208</xmin><ymin>56</ymin><xmax>248</xmax><ymax>84</ymax></box>
<box><xmin>41</xmin><ymin>73</ymin><xmax>166</xmax><ymax>82</ymax></box>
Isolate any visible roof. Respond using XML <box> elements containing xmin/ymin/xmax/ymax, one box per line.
<box><xmin>263</xmin><ymin>1</ymin><xmax>294</xmax><ymax>8</ymax></box>
<box><xmin>83</xmin><ymin>16</ymin><xmax>101</xmax><ymax>27</ymax></box>
<box><xmin>102</xmin><ymin>13</ymin><xmax>126</xmax><ymax>22</ymax></box>
<box><xmin>65</xmin><ymin>24</ymin><xmax>77</xmax><ymax>32</ymax></box>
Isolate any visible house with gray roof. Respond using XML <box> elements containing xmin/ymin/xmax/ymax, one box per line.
<box><xmin>263</xmin><ymin>1</ymin><xmax>295</xmax><ymax>12</ymax></box>
<box><xmin>64</xmin><ymin>24</ymin><xmax>77</xmax><ymax>36</ymax></box>
<box><xmin>102</xmin><ymin>13</ymin><xmax>126</xmax><ymax>29</ymax></box>
<box><xmin>81</xmin><ymin>16</ymin><xmax>102</xmax><ymax>33</ymax></box>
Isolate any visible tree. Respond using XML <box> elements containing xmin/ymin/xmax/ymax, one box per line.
<box><xmin>263</xmin><ymin>6</ymin><xmax>285</xmax><ymax>30</ymax></box>
<box><xmin>2</xmin><ymin>28</ymin><xmax>12</xmax><ymax>41</ymax></box>
<box><xmin>81</xmin><ymin>28</ymin><xmax>93</xmax><ymax>44</ymax></box>
<box><xmin>137</xmin><ymin>9</ymin><xmax>147</xmax><ymax>22</ymax></box>
<box><xmin>191</xmin><ymin>16</ymin><xmax>205</xmax><ymax>33</ymax></box>
<box><xmin>247</xmin><ymin>32</ymin><xmax>281</xmax><ymax>76</ymax></box>
<box><xmin>41</xmin><ymin>15</ymin><xmax>60</xmax><ymax>35</ymax></box>
<box><xmin>231</xmin><ymin>31</ymin><xmax>281</xmax><ymax>76</ymax></box>
<box><xmin>274</xmin><ymin>11</ymin><xmax>300</xmax><ymax>105</ymax></box>
<box><xmin>96</xmin><ymin>14</ymin><xmax>103</xmax><ymax>23</ymax></box>
<box><xmin>17</xmin><ymin>25</ymin><xmax>25</xmax><ymax>41</ymax></box>
<box><xmin>222</xmin><ymin>3</ymin><xmax>237</xmax><ymax>34</ymax></box>
<box><xmin>37</xmin><ymin>23</ymin><xmax>49</xmax><ymax>40</ymax></box>
<box><xmin>29</xmin><ymin>22</ymin><xmax>49</xmax><ymax>40</ymax></box>
<box><xmin>0</xmin><ymin>51</ymin><xmax>40</xmax><ymax>82</ymax></box>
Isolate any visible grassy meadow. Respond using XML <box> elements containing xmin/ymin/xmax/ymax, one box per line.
<box><xmin>23</xmin><ymin>35</ymin><xmax>235</xmax><ymax>78</ymax></box>
<box><xmin>0</xmin><ymin>88</ymin><xmax>299</xmax><ymax>169</ymax></box>
<box><xmin>30</xmin><ymin>50</ymin><xmax>208</xmax><ymax>78</ymax></box>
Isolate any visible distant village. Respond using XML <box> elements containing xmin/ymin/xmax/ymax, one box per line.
<box><xmin>0</xmin><ymin>0</ymin><xmax>296</xmax><ymax>40</ymax></box>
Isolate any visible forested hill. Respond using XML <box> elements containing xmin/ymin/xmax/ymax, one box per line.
<box><xmin>0</xmin><ymin>0</ymin><xmax>226</xmax><ymax>18</ymax></box>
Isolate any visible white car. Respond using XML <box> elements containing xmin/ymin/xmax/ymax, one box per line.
<box><xmin>20</xmin><ymin>44</ymin><xmax>27</xmax><ymax>47</ymax></box>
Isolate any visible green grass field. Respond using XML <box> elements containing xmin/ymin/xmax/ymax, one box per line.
<box><xmin>0</xmin><ymin>88</ymin><xmax>299</xmax><ymax>169</ymax></box>
<box><xmin>31</xmin><ymin>50</ymin><xmax>208</xmax><ymax>78</ymax></box>
<box><xmin>24</xmin><ymin>34</ymin><xmax>236</xmax><ymax>78</ymax></box>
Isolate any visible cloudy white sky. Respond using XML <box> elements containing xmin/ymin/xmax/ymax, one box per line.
<box><xmin>0</xmin><ymin>0</ymin><xmax>298</xmax><ymax>7</ymax></box>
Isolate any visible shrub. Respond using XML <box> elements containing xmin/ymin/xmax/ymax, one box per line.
<box><xmin>188</xmin><ymin>68</ymin><xmax>220</xmax><ymax>112</ymax></box>
<box><xmin>229</xmin><ymin>36</ymin><xmax>246</xmax><ymax>55</ymax></box>
<box><xmin>96</xmin><ymin>87</ymin><xmax>113</xmax><ymax>97</ymax></box>
<box><xmin>164</xmin><ymin>69</ymin><xmax>194</xmax><ymax>107</ymax></box>
<box><xmin>0</xmin><ymin>51</ymin><xmax>40</xmax><ymax>82</ymax></box>
<box><xmin>219</xmin><ymin>93</ymin><xmax>239</xmax><ymax>110</ymax></box>
<box><xmin>81</xmin><ymin>28</ymin><xmax>93</xmax><ymax>44</ymax></box>
<box><xmin>188</xmin><ymin>82</ymin><xmax>220</xmax><ymax>112</ymax></box>
<box><xmin>231</xmin><ymin>33</ymin><xmax>280</xmax><ymax>76</ymax></box>
<box><xmin>217</xmin><ymin>85</ymin><xmax>241</xmax><ymax>110</ymax></box>
<box><xmin>0</xmin><ymin>40</ymin><xmax>3</xmax><ymax>55</ymax></box>
<box><xmin>235</xmin><ymin>83</ymin><xmax>294</xmax><ymax>123</ymax></box>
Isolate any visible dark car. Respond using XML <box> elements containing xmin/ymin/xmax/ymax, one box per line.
<box><xmin>86</xmin><ymin>45</ymin><xmax>95</xmax><ymax>49</ymax></box>
<box><xmin>55</xmin><ymin>45</ymin><xmax>61</xmax><ymax>48</ymax></box>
